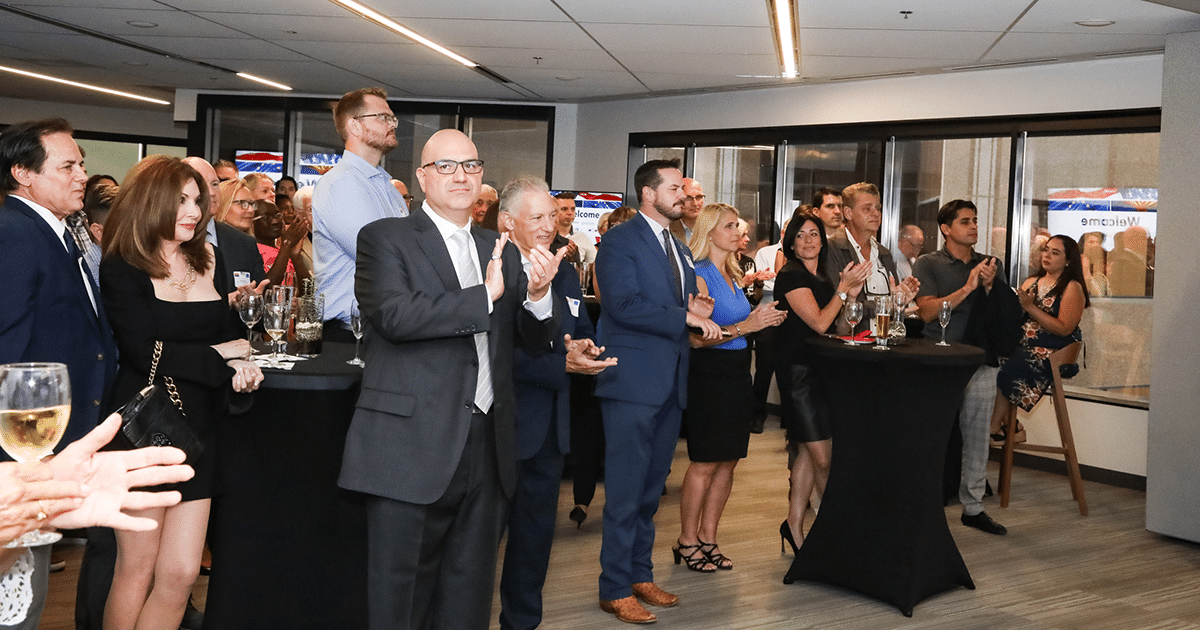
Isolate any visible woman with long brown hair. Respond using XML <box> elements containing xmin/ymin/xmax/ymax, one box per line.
<box><xmin>100</xmin><ymin>155</ymin><xmax>262</xmax><ymax>630</ymax></box>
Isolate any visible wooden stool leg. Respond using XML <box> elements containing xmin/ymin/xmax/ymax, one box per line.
<box><xmin>1053</xmin><ymin>393</ymin><xmax>1088</xmax><ymax>516</ymax></box>
<box><xmin>999</xmin><ymin>407</ymin><xmax>1017</xmax><ymax>508</ymax></box>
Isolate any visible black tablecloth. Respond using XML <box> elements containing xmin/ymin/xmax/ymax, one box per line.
<box><xmin>204</xmin><ymin>342</ymin><xmax>366</xmax><ymax>630</ymax></box>
<box><xmin>784</xmin><ymin>336</ymin><xmax>984</xmax><ymax>616</ymax></box>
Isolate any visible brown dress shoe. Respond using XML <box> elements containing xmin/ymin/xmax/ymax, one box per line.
<box><xmin>599</xmin><ymin>596</ymin><xmax>657</xmax><ymax>624</ymax></box>
<box><xmin>631</xmin><ymin>582</ymin><xmax>679</xmax><ymax>608</ymax></box>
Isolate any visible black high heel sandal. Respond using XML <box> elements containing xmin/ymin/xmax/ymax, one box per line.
<box><xmin>672</xmin><ymin>542</ymin><xmax>715</xmax><ymax>572</ymax></box>
<box><xmin>779</xmin><ymin>520</ymin><xmax>800</xmax><ymax>555</ymax></box>
<box><xmin>568</xmin><ymin>506</ymin><xmax>587</xmax><ymax>529</ymax></box>
<box><xmin>699</xmin><ymin>540</ymin><xmax>733</xmax><ymax>570</ymax></box>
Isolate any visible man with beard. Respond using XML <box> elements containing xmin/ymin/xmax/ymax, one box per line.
<box><xmin>669</xmin><ymin>177</ymin><xmax>705</xmax><ymax>243</ymax></box>
<box><xmin>313</xmin><ymin>87</ymin><xmax>408</xmax><ymax>341</ymax></box>
<box><xmin>593</xmin><ymin>159</ymin><xmax>721</xmax><ymax>624</ymax></box>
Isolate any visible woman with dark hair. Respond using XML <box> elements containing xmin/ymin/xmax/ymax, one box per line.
<box><xmin>990</xmin><ymin>234</ymin><xmax>1089</xmax><ymax>443</ymax></box>
<box><xmin>774</xmin><ymin>212</ymin><xmax>871</xmax><ymax>554</ymax></box>
<box><xmin>100</xmin><ymin>155</ymin><xmax>263</xmax><ymax>630</ymax></box>
<box><xmin>672</xmin><ymin>204</ymin><xmax>785</xmax><ymax>572</ymax></box>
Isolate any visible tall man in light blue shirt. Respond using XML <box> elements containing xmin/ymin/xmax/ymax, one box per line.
<box><xmin>313</xmin><ymin>87</ymin><xmax>408</xmax><ymax>337</ymax></box>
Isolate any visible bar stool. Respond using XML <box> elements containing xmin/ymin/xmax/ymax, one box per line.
<box><xmin>998</xmin><ymin>341</ymin><xmax>1087</xmax><ymax>516</ymax></box>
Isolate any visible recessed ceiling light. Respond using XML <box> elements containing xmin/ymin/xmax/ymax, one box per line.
<box><xmin>126</xmin><ymin>21</ymin><xmax>157</xmax><ymax>28</ymax></box>
<box><xmin>0</xmin><ymin>63</ymin><xmax>170</xmax><ymax>104</ymax></box>
<box><xmin>556</xmin><ymin>76</ymin><xmax>579</xmax><ymax>82</ymax></box>
<box><xmin>1075</xmin><ymin>20</ymin><xmax>1115</xmax><ymax>27</ymax></box>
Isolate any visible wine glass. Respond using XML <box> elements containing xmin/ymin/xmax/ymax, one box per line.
<box><xmin>843</xmin><ymin>301</ymin><xmax>863</xmax><ymax>344</ymax></box>
<box><xmin>0</xmin><ymin>362</ymin><xmax>70</xmax><ymax>547</ymax></box>
<box><xmin>936</xmin><ymin>300</ymin><xmax>952</xmax><ymax>346</ymax></box>
<box><xmin>237</xmin><ymin>293</ymin><xmax>262</xmax><ymax>350</ymax></box>
<box><xmin>263</xmin><ymin>302</ymin><xmax>289</xmax><ymax>367</ymax></box>
<box><xmin>890</xmin><ymin>291</ymin><xmax>908</xmax><ymax>339</ymax></box>
<box><xmin>347</xmin><ymin>301</ymin><xmax>365</xmax><ymax>367</ymax></box>
<box><xmin>873</xmin><ymin>296</ymin><xmax>892</xmax><ymax>351</ymax></box>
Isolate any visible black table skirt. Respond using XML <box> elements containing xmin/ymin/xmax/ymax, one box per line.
<box><xmin>204</xmin><ymin>341</ymin><xmax>367</xmax><ymax>630</ymax></box>
<box><xmin>784</xmin><ymin>336</ymin><xmax>984</xmax><ymax>616</ymax></box>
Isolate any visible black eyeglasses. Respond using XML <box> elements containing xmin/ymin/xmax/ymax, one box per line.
<box><xmin>354</xmin><ymin>112</ymin><xmax>398</xmax><ymax>126</ymax></box>
<box><xmin>421</xmin><ymin>159</ymin><xmax>484</xmax><ymax>175</ymax></box>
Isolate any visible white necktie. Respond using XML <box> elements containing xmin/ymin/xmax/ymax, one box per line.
<box><xmin>451</xmin><ymin>229</ymin><xmax>493</xmax><ymax>413</ymax></box>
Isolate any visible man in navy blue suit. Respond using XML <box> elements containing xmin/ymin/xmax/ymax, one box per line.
<box><xmin>496</xmin><ymin>178</ymin><xmax>617</xmax><ymax>630</ymax></box>
<box><xmin>593</xmin><ymin>159</ymin><xmax>722</xmax><ymax>624</ymax></box>
<box><xmin>0</xmin><ymin>118</ymin><xmax>118</xmax><ymax>630</ymax></box>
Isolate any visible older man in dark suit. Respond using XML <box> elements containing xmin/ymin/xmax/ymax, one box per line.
<box><xmin>593</xmin><ymin>159</ymin><xmax>721</xmax><ymax>624</ymax></box>
<box><xmin>0</xmin><ymin>118</ymin><xmax>119</xmax><ymax>630</ymax></box>
<box><xmin>496</xmin><ymin>178</ymin><xmax>616</xmax><ymax>630</ymax></box>
<box><xmin>340</xmin><ymin>129</ymin><xmax>564</xmax><ymax>630</ymax></box>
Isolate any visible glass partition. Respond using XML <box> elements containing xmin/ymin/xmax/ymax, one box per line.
<box><xmin>465</xmin><ymin>117</ymin><xmax>549</xmax><ymax>196</ymax></box>
<box><xmin>780</xmin><ymin>141</ymin><xmax>883</xmax><ymax>242</ymax></box>
<box><xmin>693</xmin><ymin>146</ymin><xmax>775</xmax><ymax>245</ymax></box>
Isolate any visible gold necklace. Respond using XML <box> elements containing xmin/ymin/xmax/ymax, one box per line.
<box><xmin>166</xmin><ymin>261</ymin><xmax>197</xmax><ymax>293</ymax></box>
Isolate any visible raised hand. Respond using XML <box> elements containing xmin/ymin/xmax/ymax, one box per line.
<box><xmin>526</xmin><ymin>243</ymin><xmax>568</xmax><ymax>301</ymax></box>
<box><xmin>564</xmin><ymin>334</ymin><xmax>603</xmax><ymax>359</ymax></box>
<box><xmin>45</xmin><ymin>413</ymin><xmax>194</xmax><ymax>532</ymax></box>
<box><xmin>688</xmin><ymin>293</ymin><xmax>715</xmax><ymax>320</ymax></box>
<box><xmin>837</xmin><ymin>261</ymin><xmax>873</xmax><ymax>297</ymax></box>
<box><xmin>483</xmin><ymin>233</ymin><xmax>510</xmax><ymax>302</ymax></box>
<box><xmin>745</xmin><ymin>300</ymin><xmax>787</xmax><ymax>332</ymax></box>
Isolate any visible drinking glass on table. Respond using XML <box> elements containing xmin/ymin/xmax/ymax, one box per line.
<box><xmin>263</xmin><ymin>302</ymin><xmax>289</xmax><ymax>367</ymax></box>
<box><xmin>347</xmin><ymin>301</ymin><xmax>365</xmax><ymax>367</ymax></box>
<box><xmin>890</xmin><ymin>292</ymin><xmax>908</xmax><ymax>339</ymax></box>
<box><xmin>237</xmin><ymin>292</ymin><xmax>262</xmax><ymax>350</ymax></box>
<box><xmin>872</xmin><ymin>296</ymin><xmax>892</xmax><ymax>351</ymax></box>
<box><xmin>843</xmin><ymin>301</ymin><xmax>863</xmax><ymax>344</ymax></box>
<box><xmin>936</xmin><ymin>300</ymin><xmax>952</xmax><ymax>346</ymax></box>
<box><xmin>0</xmin><ymin>362</ymin><xmax>69</xmax><ymax>547</ymax></box>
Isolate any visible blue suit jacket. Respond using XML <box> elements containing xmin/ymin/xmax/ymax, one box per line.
<box><xmin>512</xmin><ymin>258</ymin><xmax>596</xmax><ymax>461</ymax></box>
<box><xmin>593</xmin><ymin>215</ymin><xmax>696</xmax><ymax>408</ymax></box>
<box><xmin>0</xmin><ymin>195</ymin><xmax>118</xmax><ymax>448</ymax></box>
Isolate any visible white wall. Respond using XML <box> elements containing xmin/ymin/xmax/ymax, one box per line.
<box><xmin>567</xmin><ymin>55</ymin><xmax>1168</xmax><ymax>481</ymax></box>
<box><xmin>1147</xmin><ymin>30</ymin><xmax>1200</xmax><ymax>541</ymax></box>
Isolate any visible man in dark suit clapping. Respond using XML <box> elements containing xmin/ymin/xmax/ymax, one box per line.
<box><xmin>593</xmin><ymin>159</ymin><xmax>722</xmax><ymax>624</ymax></box>
<box><xmin>339</xmin><ymin>129</ymin><xmax>564</xmax><ymax>630</ymax></box>
<box><xmin>496</xmin><ymin>178</ymin><xmax>616</xmax><ymax>630</ymax></box>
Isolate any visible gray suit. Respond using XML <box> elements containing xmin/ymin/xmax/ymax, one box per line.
<box><xmin>339</xmin><ymin>207</ymin><xmax>557</xmax><ymax>629</ymax></box>
<box><xmin>823</xmin><ymin>232</ymin><xmax>900</xmax><ymax>335</ymax></box>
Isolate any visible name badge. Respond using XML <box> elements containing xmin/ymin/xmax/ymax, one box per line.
<box><xmin>566</xmin><ymin>297</ymin><xmax>580</xmax><ymax>318</ymax></box>
<box><xmin>683</xmin><ymin>255</ymin><xmax>694</xmax><ymax>269</ymax></box>
<box><xmin>233</xmin><ymin>271</ymin><xmax>251</xmax><ymax>287</ymax></box>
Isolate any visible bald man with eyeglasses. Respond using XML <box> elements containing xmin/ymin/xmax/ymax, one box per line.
<box><xmin>312</xmin><ymin>87</ymin><xmax>409</xmax><ymax>341</ymax></box>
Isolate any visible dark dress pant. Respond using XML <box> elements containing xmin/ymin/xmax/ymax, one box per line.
<box><xmin>365</xmin><ymin>412</ymin><xmax>507</xmax><ymax>630</ymax></box>
<box><xmin>569</xmin><ymin>373</ymin><xmax>604</xmax><ymax>507</ymax></box>
<box><xmin>74</xmin><ymin>526</ymin><xmax>116</xmax><ymax>629</ymax></box>
<box><xmin>499</xmin><ymin>424</ymin><xmax>565</xmax><ymax>630</ymax></box>
<box><xmin>597</xmin><ymin>389</ymin><xmax>681</xmax><ymax>601</ymax></box>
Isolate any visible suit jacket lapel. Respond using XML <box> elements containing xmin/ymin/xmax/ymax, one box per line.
<box><xmin>8</xmin><ymin>198</ymin><xmax>103</xmax><ymax>331</ymax></box>
<box><xmin>411</xmin><ymin>209</ymin><xmax>463</xmax><ymax>293</ymax></box>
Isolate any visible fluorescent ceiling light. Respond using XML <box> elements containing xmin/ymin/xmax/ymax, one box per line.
<box><xmin>330</xmin><ymin>0</ymin><xmax>478</xmax><ymax>68</ymax></box>
<box><xmin>769</xmin><ymin>0</ymin><xmax>799</xmax><ymax>79</ymax></box>
<box><xmin>236</xmin><ymin>72</ymin><xmax>293</xmax><ymax>91</ymax></box>
<box><xmin>0</xmin><ymin>64</ymin><xmax>170</xmax><ymax>105</ymax></box>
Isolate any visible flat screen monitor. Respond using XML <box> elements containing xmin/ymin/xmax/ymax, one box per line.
<box><xmin>550</xmin><ymin>190</ymin><xmax>625</xmax><ymax>242</ymax></box>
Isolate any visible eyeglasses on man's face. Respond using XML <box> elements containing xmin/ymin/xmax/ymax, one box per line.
<box><xmin>684</xmin><ymin>194</ymin><xmax>706</xmax><ymax>204</ymax></box>
<box><xmin>354</xmin><ymin>112</ymin><xmax>398</xmax><ymax>126</ymax></box>
<box><xmin>421</xmin><ymin>159</ymin><xmax>485</xmax><ymax>175</ymax></box>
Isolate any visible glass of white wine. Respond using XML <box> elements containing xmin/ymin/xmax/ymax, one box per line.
<box><xmin>347</xmin><ymin>301</ymin><xmax>365</xmax><ymax>367</ymax></box>
<box><xmin>263</xmin><ymin>302</ymin><xmax>289</xmax><ymax>368</ymax></box>
<box><xmin>0</xmin><ymin>362</ymin><xmax>70</xmax><ymax>547</ymax></box>
<box><xmin>238</xmin><ymin>292</ymin><xmax>262</xmax><ymax>351</ymax></box>
<box><xmin>843</xmin><ymin>301</ymin><xmax>863</xmax><ymax>344</ymax></box>
<box><xmin>937</xmin><ymin>300</ymin><xmax>952</xmax><ymax>346</ymax></box>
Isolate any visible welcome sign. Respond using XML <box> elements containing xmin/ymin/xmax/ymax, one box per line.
<box><xmin>1046</xmin><ymin>187</ymin><xmax>1157</xmax><ymax>246</ymax></box>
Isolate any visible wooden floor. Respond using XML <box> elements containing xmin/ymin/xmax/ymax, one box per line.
<box><xmin>39</xmin><ymin>420</ymin><xmax>1200</xmax><ymax>629</ymax></box>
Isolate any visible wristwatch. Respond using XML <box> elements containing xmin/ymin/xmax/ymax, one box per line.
<box><xmin>838</xmin><ymin>291</ymin><xmax>849</xmax><ymax>302</ymax></box>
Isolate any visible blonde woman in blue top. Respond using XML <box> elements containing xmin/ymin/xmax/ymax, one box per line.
<box><xmin>672</xmin><ymin>204</ymin><xmax>786</xmax><ymax>572</ymax></box>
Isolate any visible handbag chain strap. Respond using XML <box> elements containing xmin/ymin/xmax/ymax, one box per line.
<box><xmin>148</xmin><ymin>341</ymin><xmax>187</xmax><ymax>417</ymax></box>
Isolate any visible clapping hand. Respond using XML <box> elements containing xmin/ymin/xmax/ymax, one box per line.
<box><xmin>564</xmin><ymin>334</ymin><xmax>618</xmax><ymax>375</ymax></box>
<box><xmin>745</xmin><ymin>300</ymin><xmax>787</xmax><ymax>332</ymax></box>
<box><xmin>686</xmin><ymin>294</ymin><xmax>721</xmax><ymax>340</ymax></box>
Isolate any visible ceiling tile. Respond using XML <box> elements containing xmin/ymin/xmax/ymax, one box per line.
<box><xmin>559</xmin><ymin>0</ymin><xmax>770</xmax><ymax>27</ymax></box>
<box><xmin>16</xmin><ymin>6</ymin><xmax>243</xmax><ymax>38</ymax></box>
<box><xmin>797</xmin><ymin>0</ymin><xmax>1034</xmax><ymax>31</ymax></box>
<box><xmin>1012</xmin><ymin>0</ymin><xmax>1200</xmax><ymax>33</ymax></box>
<box><xmin>800</xmin><ymin>28</ymin><xmax>995</xmax><ymax>62</ymax></box>
<box><xmin>984</xmin><ymin>32</ymin><xmax>1170</xmax><ymax>61</ymax></box>
<box><xmin>585</xmin><ymin>23</ymin><xmax>776</xmax><ymax>55</ymax></box>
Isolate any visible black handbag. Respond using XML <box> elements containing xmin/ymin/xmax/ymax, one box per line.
<box><xmin>112</xmin><ymin>341</ymin><xmax>205</xmax><ymax>466</ymax></box>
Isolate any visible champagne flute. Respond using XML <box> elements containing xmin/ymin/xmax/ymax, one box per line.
<box><xmin>238</xmin><ymin>293</ymin><xmax>262</xmax><ymax>351</ymax></box>
<box><xmin>873</xmin><ymin>296</ymin><xmax>892</xmax><ymax>351</ymax></box>
<box><xmin>0</xmin><ymin>362</ymin><xmax>70</xmax><ymax>547</ymax></box>
<box><xmin>890</xmin><ymin>291</ymin><xmax>908</xmax><ymax>339</ymax></box>
<box><xmin>347</xmin><ymin>301</ymin><xmax>365</xmax><ymax>367</ymax></box>
<box><xmin>937</xmin><ymin>300</ymin><xmax>952</xmax><ymax>346</ymax></box>
<box><xmin>263</xmin><ymin>303</ymin><xmax>288</xmax><ymax>367</ymax></box>
<box><xmin>843</xmin><ymin>301</ymin><xmax>863</xmax><ymax>344</ymax></box>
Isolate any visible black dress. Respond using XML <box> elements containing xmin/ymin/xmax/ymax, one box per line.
<box><xmin>101</xmin><ymin>253</ymin><xmax>239</xmax><ymax>501</ymax></box>
<box><xmin>774</xmin><ymin>261</ymin><xmax>835</xmax><ymax>444</ymax></box>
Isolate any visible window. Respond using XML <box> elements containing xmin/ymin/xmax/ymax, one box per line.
<box><xmin>693</xmin><ymin>146</ymin><xmax>775</xmax><ymax>244</ymax></box>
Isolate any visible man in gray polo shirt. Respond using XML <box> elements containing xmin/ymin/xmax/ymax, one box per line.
<box><xmin>912</xmin><ymin>199</ymin><xmax>1008</xmax><ymax>536</ymax></box>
